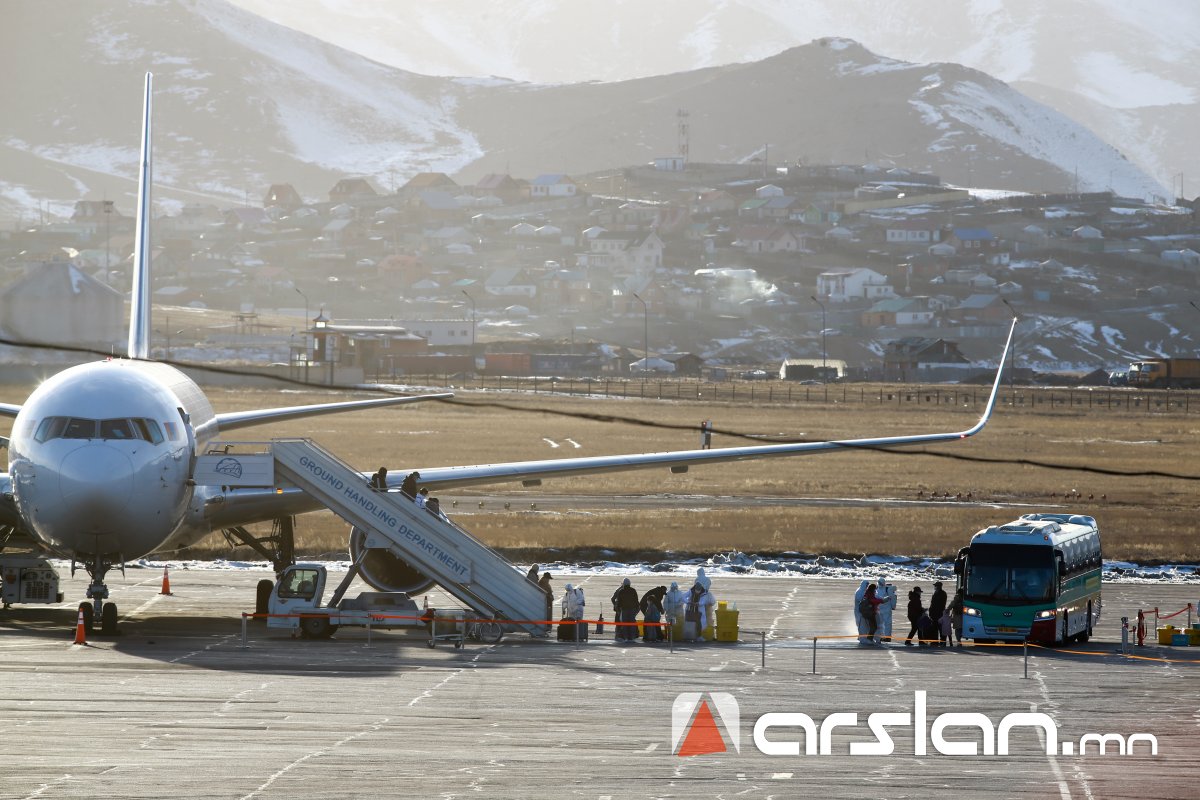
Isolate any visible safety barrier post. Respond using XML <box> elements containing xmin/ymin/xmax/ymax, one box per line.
<box><xmin>240</xmin><ymin>613</ymin><xmax>248</xmax><ymax>649</ymax></box>
<box><xmin>1189</xmin><ymin>603</ymin><xmax>1193</xmax><ymax>631</ymax></box>
<box><xmin>812</xmin><ymin>637</ymin><xmax>818</xmax><ymax>675</ymax></box>
<box><xmin>1023</xmin><ymin>642</ymin><xmax>1029</xmax><ymax>679</ymax></box>
<box><xmin>1120</xmin><ymin>617</ymin><xmax>1129</xmax><ymax>655</ymax></box>
<box><xmin>1154</xmin><ymin>607</ymin><xmax>1159</xmax><ymax>634</ymax></box>
<box><xmin>668</xmin><ymin>621</ymin><xmax>673</xmax><ymax>654</ymax></box>
<box><xmin>366</xmin><ymin>615</ymin><xmax>372</xmax><ymax>648</ymax></box>
<box><xmin>575</xmin><ymin>619</ymin><xmax>582</xmax><ymax>648</ymax></box>
<box><xmin>761</xmin><ymin>631</ymin><xmax>766</xmax><ymax>670</ymax></box>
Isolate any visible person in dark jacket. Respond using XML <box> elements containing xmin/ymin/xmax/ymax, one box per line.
<box><xmin>950</xmin><ymin>588</ymin><xmax>965</xmax><ymax>647</ymax></box>
<box><xmin>640</xmin><ymin>586</ymin><xmax>667</xmax><ymax>642</ymax></box>
<box><xmin>928</xmin><ymin>581</ymin><xmax>949</xmax><ymax>647</ymax></box>
<box><xmin>859</xmin><ymin>583</ymin><xmax>888</xmax><ymax>644</ymax></box>
<box><xmin>399</xmin><ymin>471</ymin><xmax>420</xmax><ymax>500</ymax></box>
<box><xmin>369</xmin><ymin>467</ymin><xmax>387</xmax><ymax>490</ymax></box>
<box><xmin>904</xmin><ymin>586</ymin><xmax>925</xmax><ymax>646</ymax></box>
<box><xmin>611</xmin><ymin>578</ymin><xmax>641</xmax><ymax>642</ymax></box>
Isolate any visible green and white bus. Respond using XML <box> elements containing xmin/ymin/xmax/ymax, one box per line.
<box><xmin>955</xmin><ymin>513</ymin><xmax>1102</xmax><ymax>645</ymax></box>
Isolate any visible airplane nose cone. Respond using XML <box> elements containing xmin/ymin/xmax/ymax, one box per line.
<box><xmin>59</xmin><ymin>445</ymin><xmax>135</xmax><ymax>521</ymax></box>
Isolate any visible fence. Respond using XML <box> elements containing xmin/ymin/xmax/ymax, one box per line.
<box><xmin>374</xmin><ymin>374</ymin><xmax>1198</xmax><ymax>414</ymax></box>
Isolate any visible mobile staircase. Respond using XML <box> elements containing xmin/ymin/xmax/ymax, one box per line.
<box><xmin>212</xmin><ymin>439</ymin><xmax>551</xmax><ymax>637</ymax></box>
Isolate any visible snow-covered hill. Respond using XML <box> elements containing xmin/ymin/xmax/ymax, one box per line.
<box><xmin>0</xmin><ymin>0</ymin><xmax>1166</xmax><ymax>222</ymax></box>
<box><xmin>226</xmin><ymin>0</ymin><xmax>1195</xmax><ymax>196</ymax></box>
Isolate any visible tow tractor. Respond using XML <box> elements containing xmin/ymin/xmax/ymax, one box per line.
<box><xmin>266</xmin><ymin>563</ymin><xmax>498</xmax><ymax>647</ymax></box>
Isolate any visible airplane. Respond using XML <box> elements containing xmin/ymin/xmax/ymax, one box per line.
<box><xmin>0</xmin><ymin>74</ymin><xmax>1015</xmax><ymax>634</ymax></box>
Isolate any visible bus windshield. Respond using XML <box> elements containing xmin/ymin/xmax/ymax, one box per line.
<box><xmin>965</xmin><ymin>544</ymin><xmax>1057</xmax><ymax>604</ymax></box>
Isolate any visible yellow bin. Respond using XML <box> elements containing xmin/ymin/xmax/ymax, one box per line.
<box><xmin>715</xmin><ymin>600</ymin><xmax>740</xmax><ymax>642</ymax></box>
<box><xmin>1156</xmin><ymin>625</ymin><xmax>1175</xmax><ymax>645</ymax></box>
<box><xmin>1186</xmin><ymin>627</ymin><xmax>1200</xmax><ymax>646</ymax></box>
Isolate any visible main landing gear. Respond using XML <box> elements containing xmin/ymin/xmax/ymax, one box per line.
<box><xmin>73</xmin><ymin>554</ymin><xmax>120</xmax><ymax>636</ymax></box>
<box><xmin>221</xmin><ymin>516</ymin><xmax>297</xmax><ymax>617</ymax></box>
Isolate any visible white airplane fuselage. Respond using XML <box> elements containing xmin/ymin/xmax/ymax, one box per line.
<box><xmin>8</xmin><ymin>359</ymin><xmax>215</xmax><ymax>561</ymax></box>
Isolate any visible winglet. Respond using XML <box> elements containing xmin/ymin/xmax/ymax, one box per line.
<box><xmin>128</xmin><ymin>72</ymin><xmax>153</xmax><ymax>360</ymax></box>
<box><xmin>960</xmin><ymin>317</ymin><xmax>1017</xmax><ymax>437</ymax></box>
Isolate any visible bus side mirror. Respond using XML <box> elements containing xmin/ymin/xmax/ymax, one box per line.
<box><xmin>953</xmin><ymin>557</ymin><xmax>964</xmax><ymax>576</ymax></box>
<box><xmin>1057</xmin><ymin>560</ymin><xmax>1067</xmax><ymax>577</ymax></box>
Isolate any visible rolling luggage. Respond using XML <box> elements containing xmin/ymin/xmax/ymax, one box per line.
<box><xmin>557</xmin><ymin>618</ymin><xmax>587</xmax><ymax>641</ymax></box>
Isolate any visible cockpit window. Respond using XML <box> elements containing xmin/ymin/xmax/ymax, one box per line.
<box><xmin>100</xmin><ymin>419</ymin><xmax>135</xmax><ymax>439</ymax></box>
<box><xmin>63</xmin><ymin>418</ymin><xmax>98</xmax><ymax>439</ymax></box>
<box><xmin>134</xmin><ymin>418</ymin><xmax>165</xmax><ymax>444</ymax></box>
<box><xmin>33</xmin><ymin>416</ymin><xmax>167</xmax><ymax>444</ymax></box>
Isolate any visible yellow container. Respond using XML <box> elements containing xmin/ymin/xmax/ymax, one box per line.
<box><xmin>1186</xmin><ymin>627</ymin><xmax>1200</xmax><ymax>646</ymax></box>
<box><xmin>1156</xmin><ymin>625</ymin><xmax>1175</xmax><ymax>645</ymax></box>
<box><xmin>715</xmin><ymin>602</ymin><xmax>739</xmax><ymax>642</ymax></box>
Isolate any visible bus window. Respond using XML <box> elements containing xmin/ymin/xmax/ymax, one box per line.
<box><xmin>965</xmin><ymin>544</ymin><xmax>1057</xmax><ymax>603</ymax></box>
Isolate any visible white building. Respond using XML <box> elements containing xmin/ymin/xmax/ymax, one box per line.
<box><xmin>816</xmin><ymin>268</ymin><xmax>894</xmax><ymax>303</ymax></box>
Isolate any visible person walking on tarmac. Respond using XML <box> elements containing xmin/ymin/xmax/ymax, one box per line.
<box><xmin>640</xmin><ymin>586</ymin><xmax>667</xmax><ymax>642</ymax></box>
<box><xmin>854</xmin><ymin>580</ymin><xmax>870</xmax><ymax>644</ymax></box>
<box><xmin>904</xmin><ymin>586</ymin><xmax>925</xmax><ymax>646</ymax></box>
<box><xmin>875</xmin><ymin>578</ymin><xmax>898</xmax><ymax>644</ymax></box>
<box><xmin>612</xmin><ymin>578</ymin><xmax>641</xmax><ymax>642</ymax></box>
<box><xmin>928</xmin><ymin>581</ymin><xmax>949</xmax><ymax>647</ymax></box>
<box><xmin>859</xmin><ymin>583</ymin><xmax>887</xmax><ymax>644</ymax></box>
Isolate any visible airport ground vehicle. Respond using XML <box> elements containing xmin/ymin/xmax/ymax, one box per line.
<box><xmin>1127</xmin><ymin>357</ymin><xmax>1200</xmax><ymax>388</ymax></box>
<box><xmin>1</xmin><ymin>555</ymin><xmax>64</xmax><ymax>609</ymax></box>
<box><xmin>267</xmin><ymin>562</ymin><xmax>429</xmax><ymax>639</ymax></box>
<box><xmin>955</xmin><ymin>513</ymin><xmax>1101</xmax><ymax>645</ymax></box>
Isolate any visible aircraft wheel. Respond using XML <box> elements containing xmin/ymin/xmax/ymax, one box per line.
<box><xmin>78</xmin><ymin>602</ymin><xmax>94</xmax><ymax>632</ymax></box>
<box><xmin>101</xmin><ymin>603</ymin><xmax>118</xmax><ymax>636</ymax></box>
<box><xmin>255</xmin><ymin>579</ymin><xmax>274</xmax><ymax>619</ymax></box>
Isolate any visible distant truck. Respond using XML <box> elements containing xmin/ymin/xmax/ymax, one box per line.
<box><xmin>1127</xmin><ymin>357</ymin><xmax>1200</xmax><ymax>389</ymax></box>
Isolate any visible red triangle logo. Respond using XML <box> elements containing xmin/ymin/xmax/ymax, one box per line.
<box><xmin>676</xmin><ymin>699</ymin><xmax>727</xmax><ymax>757</ymax></box>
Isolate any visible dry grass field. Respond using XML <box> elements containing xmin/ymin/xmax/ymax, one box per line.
<box><xmin>175</xmin><ymin>383</ymin><xmax>1200</xmax><ymax>564</ymax></box>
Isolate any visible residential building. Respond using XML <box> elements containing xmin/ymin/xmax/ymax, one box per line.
<box><xmin>529</xmin><ymin>174</ymin><xmax>578</xmax><ymax>198</ymax></box>
<box><xmin>816</xmin><ymin>268</ymin><xmax>894</xmax><ymax>303</ymax></box>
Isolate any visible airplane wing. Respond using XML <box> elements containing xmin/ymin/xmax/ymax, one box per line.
<box><xmin>410</xmin><ymin>319</ymin><xmax>1017</xmax><ymax>491</ymax></box>
<box><xmin>203</xmin><ymin>321</ymin><xmax>1013</xmax><ymax>528</ymax></box>
<box><xmin>214</xmin><ymin>392</ymin><xmax>453</xmax><ymax>433</ymax></box>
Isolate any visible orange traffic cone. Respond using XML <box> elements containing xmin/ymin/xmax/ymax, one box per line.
<box><xmin>73</xmin><ymin>607</ymin><xmax>87</xmax><ymax>645</ymax></box>
<box><xmin>160</xmin><ymin>566</ymin><xmax>172</xmax><ymax>596</ymax></box>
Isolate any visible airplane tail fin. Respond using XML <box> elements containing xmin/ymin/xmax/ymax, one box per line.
<box><xmin>128</xmin><ymin>72</ymin><xmax>153</xmax><ymax>359</ymax></box>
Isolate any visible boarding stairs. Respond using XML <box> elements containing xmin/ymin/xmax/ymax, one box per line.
<box><xmin>266</xmin><ymin>439</ymin><xmax>550</xmax><ymax>636</ymax></box>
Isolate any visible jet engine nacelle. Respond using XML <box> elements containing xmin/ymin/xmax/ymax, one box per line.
<box><xmin>349</xmin><ymin>527</ymin><xmax>435</xmax><ymax>595</ymax></box>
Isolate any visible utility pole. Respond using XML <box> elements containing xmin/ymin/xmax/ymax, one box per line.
<box><xmin>632</xmin><ymin>292</ymin><xmax>648</xmax><ymax>367</ymax></box>
<box><xmin>295</xmin><ymin>286</ymin><xmax>310</xmax><ymax>383</ymax></box>
<box><xmin>810</xmin><ymin>295</ymin><xmax>826</xmax><ymax>381</ymax></box>
<box><xmin>462</xmin><ymin>290</ymin><xmax>476</xmax><ymax>354</ymax></box>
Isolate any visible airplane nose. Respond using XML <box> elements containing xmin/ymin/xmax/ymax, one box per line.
<box><xmin>59</xmin><ymin>445</ymin><xmax>135</xmax><ymax>521</ymax></box>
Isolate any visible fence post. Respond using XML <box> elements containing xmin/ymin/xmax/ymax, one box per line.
<box><xmin>240</xmin><ymin>613</ymin><xmax>248</xmax><ymax>649</ymax></box>
<box><xmin>761</xmin><ymin>631</ymin><xmax>766</xmax><ymax>670</ymax></box>
<box><xmin>812</xmin><ymin>637</ymin><xmax>818</xmax><ymax>674</ymax></box>
<box><xmin>1023</xmin><ymin>642</ymin><xmax>1029</xmax><ymax>679</ymax></box>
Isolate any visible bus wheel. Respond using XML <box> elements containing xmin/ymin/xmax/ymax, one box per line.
<box><xmin>1078</xmin><ymin>602</ymin><xmax>1093</xmax><ymax>643</ymax></box>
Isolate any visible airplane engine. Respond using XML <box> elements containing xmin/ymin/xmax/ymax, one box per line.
<box><xmin>349</xmin><ymin>527</ymin><xmax>435</xmax><ymax>595</ymax></box>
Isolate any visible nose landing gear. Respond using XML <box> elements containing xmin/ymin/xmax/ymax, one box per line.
<box><xmin>74</xmin><ymin>554</ymin><xmax>120</xmax><ymax>636</ymax></box>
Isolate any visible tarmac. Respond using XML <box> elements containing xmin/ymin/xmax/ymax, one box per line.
<box><xmin>1</xmin><ymin>567</ymin><xmax>1197</xmax><ymax>799</ymax></box>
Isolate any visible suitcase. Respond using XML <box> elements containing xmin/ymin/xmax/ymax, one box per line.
<box><xmin>557</xmin><ymin>618</ymin><xmax>587</xmax><ymax>641</ymax></box>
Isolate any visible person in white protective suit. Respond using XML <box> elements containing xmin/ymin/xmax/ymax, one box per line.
<box><xmin>561</xmin><ymin>583</ymin><xmax>584</xmax><ymax>620</ymax></box>
<box><xmin>854</xmin><ymin>580</ymin><xmax>871</xmax><ymax>644</ymax></box>
<box><xmin>664</xmin><ymin>581</ymin><xmax>688</xmax><ymax>624</ymax></box>
<box><xmin>874</xmin><ymin>578</ymin><xmax>898</xmax><ymax>644</ymax></box>
<box><xmin>695</xmin><ymin>567</ymin><xmax>712</xmax><ymax>592</ymax></box>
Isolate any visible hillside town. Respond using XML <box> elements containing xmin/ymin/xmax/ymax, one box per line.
<box><xmin>3</xmin><ymin>159</ymin><xmax>1198</xmax><ymax>383</ymax></box>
